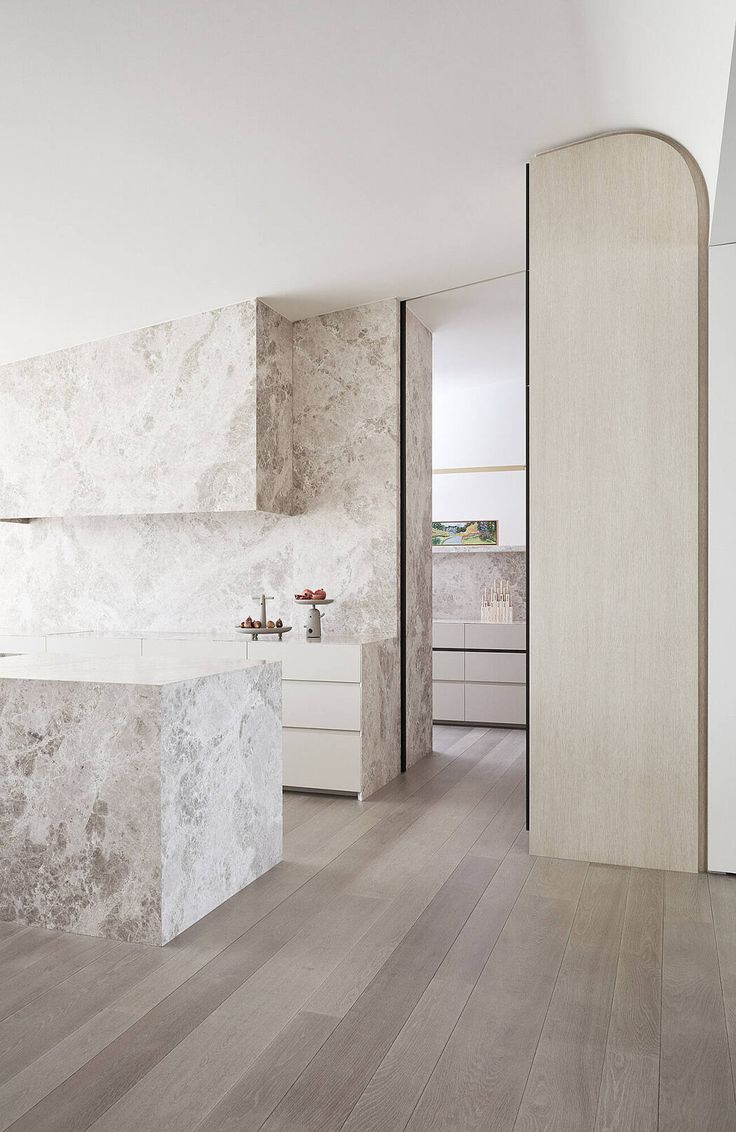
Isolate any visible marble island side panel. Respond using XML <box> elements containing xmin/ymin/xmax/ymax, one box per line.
<box><xmin>0</xmin><ymin>661</ymin><xmax>282</xmax><ymax>945</ymax></box>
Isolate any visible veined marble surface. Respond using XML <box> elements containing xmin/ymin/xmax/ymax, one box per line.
<box><xmin>433</xmin><ymin>548</ymin><xmax>527</xmax><ymax>622</ymax></box>
<box><xmin>0</xmin><ymin>302</ymin><xmax>402</xmax><ymax>641</ymax></box>
<box><xmin>360</xmin><ymin>637</ymin><xmax>401</xmax><ymax>797</ymax></box>
<box><xmin>256</xmin><ymin>302</ymin><xmax>293</xmax><ymax>515</ymax></box>
<box><xmin>160</xmin><ymin>664</ymin><xmax>282</xmax><ymax>940</ymax></box>
<box><xmin>0</xmin><ymin>659</ymin><xmax>282</xmax><ymax>945</ymax></box>
<box><xmin>404</xmin><ymin>311</ymin><xmax>433</xmax><ymax>768</ymax></box>
<box><xmin>292</xmin><ymin>300</ymin><xmax>401</xmax><ymax>639</ymax></box>
<box><xmin>0</xmin><ymin>301</ymin><xmax>263</xmax><ymax>518</ymax></box>
<box><xmin>0</xmin><ymin>652</ymin><xmax>267</xmax><ymax>684</ymax></box>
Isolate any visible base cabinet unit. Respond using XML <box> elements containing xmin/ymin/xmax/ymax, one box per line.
<box><xmin>3</xmin><ymin>629</ymin><xmax>401</xmax><ymax>798</ymax></box>
<box><xmin>248</xmin><ymin>636</ymin><xmax>399</xmax><ymax>798</ymax></box>
<box><xmin>432</xmin><ymin>680</ymin><xmax>464</xmax><ymax>722</ymax></box>
<box><xmin>282</xmin><ymin>728</ymin><xmax>362</xmax><ymax>793</ymax></box>
<box><xmin>432</xmin><ymin>620</ymin><xmax>527</xmax><ymax>728</ymax></box>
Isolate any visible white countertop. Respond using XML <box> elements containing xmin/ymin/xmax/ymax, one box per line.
<box><xmin>0</xmin><ymin>652</ymin><xmax>275</xmax><ymax>686</ymax></box>
<box><xmin>432</xmin><ymin>618</ymin><xmax>527</xmax><ymax>626</ymax></box>
<box><xmin>42</xmin><ymin>629</ymin><xmax>397</xmax><ymax>647</ymax></box>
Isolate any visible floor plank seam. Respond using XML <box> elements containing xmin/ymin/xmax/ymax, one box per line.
<box><xmin>390</xmin><ymin>827</ymin><xmax>534</xmax><ymax>1132</ymax></box>
<box><xmin>507</xmin><ymin>860</ymin><xmax>588</xmax><ymax>1127</ymax></box>
<box><xmin>259</xmin><ymin>832</ymin><xmax>511</xmax><ymax>1132</ymax></box>
<box><xmin>0</xmin><ymin>940</ymin><xmax>120</xmax><ymax>1025</ymax></box>
<box><xmin>657</xmin><ymin>870</ymin><xmax>665</xmax><ymax>1132</ymax></box>
<box><xmin>708</xmin><ymin>876</ymin><xmax>736</xmax><ymax>1112</ymax></box>
<box><xmin>592</xmin><ymin>866</ymin><xmax>633</xmax><ymax>1131</ymax></box>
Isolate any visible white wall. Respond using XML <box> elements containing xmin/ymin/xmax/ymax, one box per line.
<box><xmin>708</xmin><ymin>242</ymin><xmax>736</xmax><ymax>872</ymax></box>
<box><xmin>432</xmin><ymin>377</ymin><xmax>526</xmax><ymax>546</ymax></box>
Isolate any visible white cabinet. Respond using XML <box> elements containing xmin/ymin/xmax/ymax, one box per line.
<box><xmin>248</xmin><ymin>640</ymin><xmax>360</xmax><ymax>682</ymax></box>
<box><xmin>433</xmin><ymin>622</ymin><xmax>465</xmax><ymax>649</ymax></box>
<box><xmin>282</xmin><ymin>681</ymin><xmax>361</xmax><ymax>731</ymax></box>
<box><xmin>432</xmin><ymin>620</ymin><xmax>527</xmax><ymax>728</ymax></box>
<box><xmin>282</xmin><ymin>729</ymin><xmax>361</xmax><ymax>793</ymax></box>
<box><xmin>465</xmin><ymin>682</ymin><xmax>526</xmax><ymax>726</ymax></box>
<box><xmin>432</xmin><ymin>651</ymin><xmax>464</xmax><ymax>681</ymax></box>
<box><xmin>464</xmin><ymin>651</ymin><xmax>526</xmax><ymax>684</ymax></box>
<box><xmin>246</xmin><ymin>637</ymin><xmax>398</xmax><ymax>797</ymax></box>
<box><xmin>433</xmin><ymin>681</ymin><xmax>465</xmax><ymax>722</ymax></box>
<box><xmin>464</xmin><ymin>623</ymin><xmax>526</xmax><ymax>651</ymax></box>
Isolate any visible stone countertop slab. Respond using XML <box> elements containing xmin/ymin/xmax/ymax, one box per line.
<box><xmin>0</xmin><ymin>653</ymin><xmax>274</xmax><ymax>685</ymax></box>
<box><xmin>42</xmin><ymin>629</ymin><xmax>398</xmax><ymax>647</ymax></box>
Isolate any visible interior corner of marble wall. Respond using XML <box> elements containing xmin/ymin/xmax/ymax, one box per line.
<box><xmin>255</xmin><ymin>300</ymin><xmax>294</xmax><ymax>516</ymax></box>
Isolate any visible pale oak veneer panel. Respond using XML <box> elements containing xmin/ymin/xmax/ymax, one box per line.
<box><xmin>528</xmin><ymin>132</ymin><xmax>707</xmax><ymax>871</ymax></box>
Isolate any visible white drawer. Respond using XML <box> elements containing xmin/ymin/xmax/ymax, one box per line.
<box><xmin>465</xmin><ymin>682</ymin><xmax>526</xmax><ymax>726</ymax></box>
<box><xmin>248</xmin><ymin>641</ymin><xmax>360</xmax><ymax>682</ymax></box>
<box><xmin>45</xmin><ymin>634</ymin><xmax>142</xmax><ymax>657</ymax></box>
<box><xmin>433</xmin><ymin>680</ymin><xmax>465</xmax><ymax>722</ymax></box>
<box><xmin>432</xmin><ymin>651</ymin><xmax>464</xmax><ymax>681</ymax></box>
<box><xmin>282</xmin><ymin>681</ymin><xmax>361</xmax><ymax>731</ymax></box>
<box><xmin>0</xmin><ymin>634</ymin><xmax>46</xmax><ymax>654</ymax></box>
<box><xmin>464</xmin><ymin>623</ymin><xmax>526</xmax><ymax>651</ymax></box>
<box><xmin>283</xmin><ymin>728</ymin><xmax>361</xmax><ymax>793</ymax></box>
<box><xmin>432</xmin><ymin>622</ymin><xmax>464</xmax><ymax>649</ymax></box>
<box><xmin>142</xmin><ymin>638</ymin><xmax>247</xmax><ymax>660</ymax></box>
<box><xmin>464</xmin><ymin>651</ymin><xmax>526</xmax><ymax>684</ymax></box>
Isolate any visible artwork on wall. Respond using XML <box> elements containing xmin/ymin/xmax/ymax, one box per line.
<box><xmin>432</xmin><ymin>520</ymin><xmax>498</xmax><ymax>546</ymax></box>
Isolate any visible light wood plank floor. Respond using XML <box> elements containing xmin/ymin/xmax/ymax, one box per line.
<box><xmin>1</xmin><ymin>726</ymin><xmax>736</xmax><ymax>1131</ymax></box>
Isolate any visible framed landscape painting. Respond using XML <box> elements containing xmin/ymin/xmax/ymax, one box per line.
<box><xmin>432</xmin><ymin>520</ymin><xmax>498</xmax><ymax>546</ymax></box>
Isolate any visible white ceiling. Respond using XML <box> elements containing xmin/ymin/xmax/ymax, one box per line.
<box><xmin>1</xmin><ymin>0</ymin><xmax>734</xmax><ymax>363</ymax></box>
<box><xmin>409</xmin><ymin>272</ymin><xmax>525</xmax><ymax>389</ymax></box>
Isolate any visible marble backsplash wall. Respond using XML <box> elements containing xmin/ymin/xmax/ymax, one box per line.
<box><xmin>433</xmin><ymin>549</ymin><xmax>527</xmax><ymax>622</ymax></box>
<box><xmin>0</xmin><ymin>300</ymin><xmax>401</xmax><ymax>638</ymax></box>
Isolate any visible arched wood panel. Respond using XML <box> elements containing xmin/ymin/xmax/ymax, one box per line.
<box><xmin>528</xmin><ymin>131</ymin><xmax>707</xmax><ymax>872</ymax></box>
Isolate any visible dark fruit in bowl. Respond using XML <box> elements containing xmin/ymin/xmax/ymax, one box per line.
<box><xmin>275</xmin><ymin>618</ymin><xmax>283</xmax><ymax>628</ymax></box>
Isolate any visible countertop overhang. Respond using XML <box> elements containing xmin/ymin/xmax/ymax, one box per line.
<box><xmin>0</xmin><ymin>652</ymin><xmax>274</xmax><ymax>686</ymax></box>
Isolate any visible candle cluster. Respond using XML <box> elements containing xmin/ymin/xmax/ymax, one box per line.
<box><xmin>480</xmin><ymin>579</ymin><xmax>513</xmax><ymax>623</ymax></box>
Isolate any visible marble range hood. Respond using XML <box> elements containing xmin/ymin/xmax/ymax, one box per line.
<box><xmin>0</xmin><ymin>298</ymin><xmax>293</xmax><ymax>520</ymax></box>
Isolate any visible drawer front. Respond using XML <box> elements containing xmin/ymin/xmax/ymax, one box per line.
<box><xmin>464</xmin><ymin>623</ymin><xmax>526</xmax><ymax>651</ymax></box>
<box><xmin>465</xmin><ymin>682</ymin><xmax>526</xmax><ymax>726</ymax></box>
<box><xmin>432</xmin><ymin>622</ymin><xmax>464</xmax><ymax>649</ymax></box>
<box><xmin>282</xmin><ymin>681</ymin><xmax>361</xmax><ymax>731</ymax></box>
<box><xmin>464</xmin><ymin>651</ymin><xmax>526</xmax><ymax>684</ymax></box>
<box><xmin>248</xmin><ymin>641</ymin><xmax>360</xmax><ymax>683</ymax></box>
<box><xmin>142</xmin><ymin>638</ymin><xmax>247</xmax><ymax>660</ymax></box>
<box><xmin>0</xmin><ymin>634</ymin><xmax>46</xmax><ymax>654</ymax></box>
<box><xmin>283</xmin><ymin>728</ymin><xmax>361</xmax><ymax>793</ymax></box>
<box><xmin>432</xmin><ymin>651</ymin><xmax>464</xmax><ymax>681</ymax></box>
<box><xmin>46</xmin><ymin>635</ymin><xmax>142</xmax><ymax>657</ymax></box>
<box><xmin>433</xmin><ymin>680</ymin><xmax>465</xmax><ymax>722</ymax></box>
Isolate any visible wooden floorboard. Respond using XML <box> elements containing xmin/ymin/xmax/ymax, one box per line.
<box><xmin>594</xmin><ymin>868</ymin><xmax>663</xmax><ymax>1132</ymax></box>
<box><xmin>1</xmin><ymin>727</ymin><xmax>736</xmax><ymax>1132</ymax></box>
<box><xmin>513</xmin><ymin>863</ymin><xmax>630</xmax><ymax>1131</ymax></box>
<box><xmin>405</xmin><ymin>856</ymin><xmax>588</xmax><ymax>1132</ymax></box>
<box><xmin>659</xmin><ymin>872</ymin><xmax>736</xmax><ymax>1131</ymax></box>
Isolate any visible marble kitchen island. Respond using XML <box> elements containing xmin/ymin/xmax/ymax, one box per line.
<box><xmin>0</xmin><ymin>652</ymin><xmax>282</xmax><ymax>945</ymax></box>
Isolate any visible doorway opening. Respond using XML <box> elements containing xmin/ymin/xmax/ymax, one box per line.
<box><xmin>402</xmin><ymin>273</ymin><xmax>528</xmax><ymax>803</ymax></box>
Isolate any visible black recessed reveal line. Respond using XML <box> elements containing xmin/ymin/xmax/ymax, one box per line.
<box><xmin>399</xmin><ymin>300</ymin><xmax>407</xmax><ymax>774</ymax></box>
